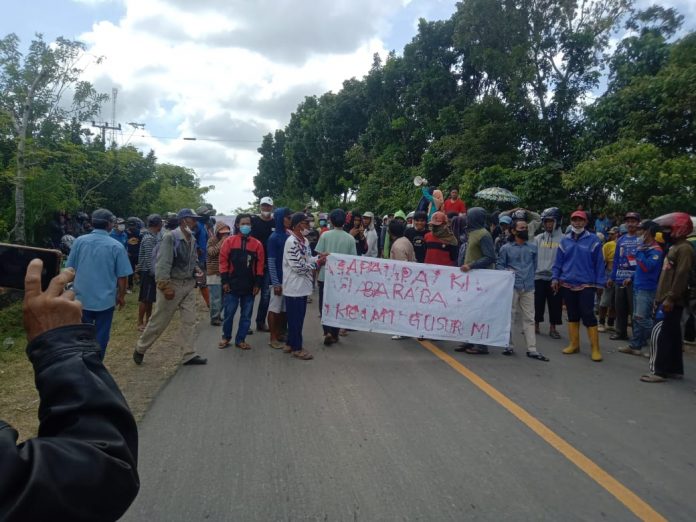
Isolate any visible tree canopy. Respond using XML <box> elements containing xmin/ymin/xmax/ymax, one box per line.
<box><xmin>254</xmin><ymin>1</ymin><xmax>696</xmax><ymax>218</ymax></box>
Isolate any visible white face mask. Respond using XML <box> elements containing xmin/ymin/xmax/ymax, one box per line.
<box><xmin>261</xmin><ymin>211</ymin><xmax>272</xmax><ymax>218</ymax></box>
<box><xmin>301</xmin><ymin>228</ymin><xmax>310</xmax><ymax>237</ymax></box>
<box><xmin>571</xmin><ymin>226</ymin><xmax>584</xmax><ymax>234</ymax></box>
<box><xmin>117</xmin><ymin>224</ymin><xmax>125</xmax><ymax>232</ymax></box>
<box><xmin>184</xmin><ymin>226</ymin><xmax>192</xmax><ymax>234</ymax></box>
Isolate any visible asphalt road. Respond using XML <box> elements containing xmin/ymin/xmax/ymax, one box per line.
<box><xmin>123</xmin><ymin>295</ymin><xmax>696</xmax><ymax>521</ymax></box>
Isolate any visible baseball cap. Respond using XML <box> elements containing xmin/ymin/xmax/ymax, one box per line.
<box><xmin>147</xmin><ymin>213</ymin><xmax>163</xmax><ymax>226</ymax></box>
<box><xmin>608</xmin><ymin>226</ymin><xmax>619</xmax><ymax>234</ymax></box>
<box><xmin>570</xmin><ymin>210</ymin><xmax>588</xmax><ymax>220</ymax></box>
<box><xmin>177</xmin><ymin>208</ymin><xmax>200</xmax><ymax>219</ymax></box>
<box><xmin>260</xmin><ymin>196</ymin><xmax>273</xmax><ymax>206</ymax></box>
<box><xmin>429</xmin><ymin>211</ymin><xmax>448</xmax><ymax>226</ymax></box>
<box><xmin>624</xmin><ymin>211</ymin><xmax>640</xmax><ymax>221</ymax></box>
<box><xmin>499</xmin><ymin>215</ymin><xmax>512</xmax><ymax>225</ymax></box>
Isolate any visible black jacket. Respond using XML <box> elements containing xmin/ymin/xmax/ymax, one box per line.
<box><xmin>0</xmin><ymin>325</ymin><xmax>140</xmax><ymax>521</ymax></box>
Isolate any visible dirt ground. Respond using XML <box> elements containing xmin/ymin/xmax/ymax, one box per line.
<box><xmin>0</xmin><ymin>291</ymin><xmax>208</xmax><ymax>441</ymax></box>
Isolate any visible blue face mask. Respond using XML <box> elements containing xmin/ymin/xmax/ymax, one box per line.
<box><xmin>239</xmin><ymin>225</ymin><xmax>251</xmax><ymax>235</ymax></box>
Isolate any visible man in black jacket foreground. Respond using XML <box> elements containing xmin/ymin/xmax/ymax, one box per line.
<box><xmin>0</xmin><ymin>259</ymin><xmax>140</xmax><ymax>521</ymax></box>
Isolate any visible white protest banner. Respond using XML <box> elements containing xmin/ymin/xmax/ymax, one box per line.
<box><xmin>321</xmin><ymin>254</ymin><xmax>515</xmax><ymax>347</ymax></box>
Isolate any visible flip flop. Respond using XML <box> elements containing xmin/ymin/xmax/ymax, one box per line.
<box><xmin>464</xmin><ymin>346</ymin><xmax>489</xmax><ymax>355</ymax></box>
<box><xmin>235</xmin><ymin>342</ymin><xmax>252</xmax><ymax>350</ymax></box>
<box><xmin>526</xmin><ymin>351</ymin><xmax>549</xmax><ymax>362</ymax></box>
<box><xmin>292</xmin><ymin>350</ymin><xmax>314</xmax><ymax>360</ymax></box>
<box><xmin>549</xmin><ymin>330</ymin><xmax>561</xmax><ymax>339</ymax></box>
<box><xmin>218</xmin><ymin>339</ymin><xmax>231</xmax><ymax>349</ymax></box>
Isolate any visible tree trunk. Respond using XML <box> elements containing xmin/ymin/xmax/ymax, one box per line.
<box><xmin>14</xmin><ymin>122</ymin><xmax>28</xmax><ymax>244</ymax></box>
<box><xmin>13</xmin><ymin>76</ymin><xmax>42</xmax><ymax>244</ymax></box>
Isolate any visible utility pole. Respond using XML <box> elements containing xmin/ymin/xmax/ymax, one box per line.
<box><xmin>111</xmin><ymin>87</ymin><xmax>118</xmax><ymax>146</ymax></box>
<box><xmin>91</xmin><ymin>121</ymin><xmax>121</xmax><ymax>148</ymax></box>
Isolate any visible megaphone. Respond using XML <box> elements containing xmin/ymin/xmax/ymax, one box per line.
<box><xmin>413</xmin><ymin>176</ymin><xmax>428</xmax><ymax>187</ymax></box>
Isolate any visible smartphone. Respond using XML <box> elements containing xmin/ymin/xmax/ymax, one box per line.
<box><xmin>0</xmin><ymin>243</ymin><xmax>63</xmax><ymax>291</ymax></box>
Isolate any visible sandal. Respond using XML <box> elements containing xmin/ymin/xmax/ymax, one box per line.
<box><xmin>137</xmin><ymin>324</ymin><xmax>146</xmax><ymax>332</ymax></box>
<box><xmin>503</xmin><ymin>348</ymin><xmax>514</xmax><ymax>356</ymax></box>
<box><xmin>292</xmin><ymin>350</ymin><xmax>314</xmax><ymax>360</ymax></box>
<box><xmin>218</xmin><ymin>339</ymin><xmax>231</xmax><ymax>349</ymax></box>
<box><xmin>640</xmin><ymin>373</ymin><xmax>666</xmax><ymax>383</ymax></box>
<box><xmin>549</xmin><ymin>330</ymin><xmax>561</xmax><ymax>339</ymax></box>
<box><xmin>283</xmin><ymin>345</ymin><xmax>292</xmax><ymax>353</ymax></box>
<box><xmin>464</xmin><ymin>346</ymin><xmax>489</xmax><ymax>355</ymax></box>
<box><xmin>235</xmin><ymin>342</ymin><xmax>252</xmax><ymax>350</ymax></box>
<box><xmin>527</xmin><ymin>351</ymin><xmax>549</xmax><ymax>362</ymax></box>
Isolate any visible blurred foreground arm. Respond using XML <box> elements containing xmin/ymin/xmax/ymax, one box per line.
<box><xmin>0</xmin><ymin>260</ymin><xmax>139</xmax><ymax>521</ymax></box>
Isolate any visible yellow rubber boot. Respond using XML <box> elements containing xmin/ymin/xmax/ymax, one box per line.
<box><xmin>588</xmin><ymin>325</ymin><xmax>602</xmax><ymax>362</ymax></box>
<box><xmin>562</xmin><ymin>322</ymin><xmax>580</xmax><ymax>354</ymax></box>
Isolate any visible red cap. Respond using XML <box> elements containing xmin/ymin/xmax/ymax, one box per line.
<box><xmin>570</xmin><ymin>210</ymin><xmax>588</xmax><ymax>220</ymax></box>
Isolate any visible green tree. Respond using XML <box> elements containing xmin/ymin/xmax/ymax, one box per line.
<box><xmin>0</xmin><ymin>33</ymin><xmax>107</xmax><ymax>243</ymax></box>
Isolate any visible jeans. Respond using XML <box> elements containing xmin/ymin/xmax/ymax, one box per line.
<box><xmin>562</xmin><ymin>287</ymin><xmax>598</xmax><ymax>327</ymax></box>
<box><xmin>208</xmin><ymin>275</ymin><xmax>222</xmax><ymax>322</ymax></box>
<box><xmin>223</xmin><ymin>293</ymin><xmax>254</xmax><ymax>344</ymax></box>
<box><xmin>82</xmin><ymin>307</ymin><xmax>115</xmax><ymax>360</ymax></box>
<box><xmin>285</xmin><ymin>296</ymin><xmax>307</xmax><ymax>351</ymax></box>
<box><xmin>255</xmin><ymin>269</ymin><xmax>271</xmax><ymax>328</ymax></box>
<box><xmin>630</xmin><ymin>288</ymin><xmax>655</xmax><ymax>349</ymax></box>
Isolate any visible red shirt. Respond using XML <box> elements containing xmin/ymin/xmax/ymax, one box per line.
<box><xmin>424</xmin><ymin>232</ymin><xmax>457</xmax><ymax>266</ymax></box>
<box><xmin>443</xmin><ymin>198</ymin><xmax>466</xmax><ymax>215</ymax></box>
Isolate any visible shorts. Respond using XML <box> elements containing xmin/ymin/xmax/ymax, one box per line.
<box><xmin>268</xmin><ymin>292</ymin><xmax>286</xmax><ymax>313</ymax></box>
<box><xmin>138</xmin><ymin>272</ymin><xmax>157</xmax><ymax>303</ymax></box>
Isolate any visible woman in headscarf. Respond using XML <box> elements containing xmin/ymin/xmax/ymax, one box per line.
<box><xmin>420</xmin><ymin>186</ymin><xmax>444</xmax><ymax>222</ymax></box>
<box><xmin>424</xmin><ymin>211</ymin><xmax>458</xmax><ymax>266</ymax></box>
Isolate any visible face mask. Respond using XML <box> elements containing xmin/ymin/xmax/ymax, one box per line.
<box><xmin>571</xmin><ymin>226</ymin><xmax>584</xmax><ymax>234</ymax></box>
<box><xmin>319</xmin><ymin>220</ymin><xmax>327</xmax><ymax>226</ymax></box>
<box><xmin>301</xmin><ymin>229</ymin><xmax>310</xmax><ymax>237</ymax></box>
<box><xmin>117</xmin><ymin>224</ymin><xmax>125</xmax><ymax>232</ymax></box>
<box><xmin>261</xmin><ymin>211</ymin><xmax>272</xmax><ymax>219</ymax></box>
<box><xmin>240</xmin><ymin>225</ymin><xmax>251</xmax><ymax>235</ymax></box>
<box><xmin>184</xmin><ymin>226</ymin><xmax>192</xmax><ymax>234</ymax></box>
<box><xmin>517</xmin><ymin>231</ymin><xmax>529</xmax><ymax>241</ymax></box>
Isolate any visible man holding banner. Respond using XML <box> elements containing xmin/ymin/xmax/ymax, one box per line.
<box><xmin>497</xmin><ymin>220</ymin><xmax>549</xmax><ymax>361</ymax></box>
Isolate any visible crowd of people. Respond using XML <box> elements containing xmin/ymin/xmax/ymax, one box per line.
<box><xmin>60</xmin><ymin>183</ymin><xmax>695</xmax><ymax>382</ymax></box>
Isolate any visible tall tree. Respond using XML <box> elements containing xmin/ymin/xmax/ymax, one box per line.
<box><xmin>0</xmin><ymin>33</ymin><xmax>107</xmax><ymax>243</ymax></box>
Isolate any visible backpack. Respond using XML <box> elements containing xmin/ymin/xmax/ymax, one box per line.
<box><xmin>150</xmin><ymin>229</ymin><xmax>182</xmax><ymax>277</ymax></box>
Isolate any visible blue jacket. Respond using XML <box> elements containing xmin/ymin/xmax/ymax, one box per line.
<box><xmin>610</xmin><ymin>234</ymin><xmax>638</xmax><ymax>283</ymax></box>
<box><xmin>195</xmin><ymin>221</ymin><xmax>208</xmax><ymax>265</ymax></box>
<box><xmin>267</xmin><ymin>208</ymin><xmax>290</xmax><ymax>287</ymax></box>
<box><xmin>633</xmin><ymin>242</ymin><xmax>664</xmax><ymax>291</ymax></box>
<box><xmin>552</xmin><ymin>230</ymin><xmax>606</xmax><ymax>288</ymax></box>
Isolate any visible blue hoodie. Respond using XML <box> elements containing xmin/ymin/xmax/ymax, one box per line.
<box><xmin>267</xmin><ymin>208</ymin><xmax>291</xmax><ymax>287</ymax></box>
<box><xmin>552</xmin><ymin>230</ymin><xmax>606</xmax><ymax>288</ymax></box>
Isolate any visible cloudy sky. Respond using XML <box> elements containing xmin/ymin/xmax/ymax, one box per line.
<box><xmin>3</xmin><ymin>0</ymin><xmax>695</xmax><ymax>213</ymax></box>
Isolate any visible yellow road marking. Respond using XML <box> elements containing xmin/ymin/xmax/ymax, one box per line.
<box><xmin>418</xmin><ymin>339</ymin><xmax>666</xmax><ymax>522</ymax></box>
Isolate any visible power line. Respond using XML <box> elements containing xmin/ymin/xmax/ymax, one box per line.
<box><xmin>129</xmin><ymin>134</ymin><xmax>264</xmax><ymax>143</ymax></box>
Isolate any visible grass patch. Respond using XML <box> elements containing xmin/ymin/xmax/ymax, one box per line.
<box><xmin>0</xmin><ymin>290</ymin><xmax>193</xmax><ymax>441</ymax></box>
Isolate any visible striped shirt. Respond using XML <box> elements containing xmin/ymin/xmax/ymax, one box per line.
<box><xmin>137</xmin><ymin>230</ymin><xmax>160</xmax><ymax>273</ymax></box>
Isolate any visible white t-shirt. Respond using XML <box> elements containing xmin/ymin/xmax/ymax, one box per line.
<box><xmin>282</xmin><ymin>234</ymin><xmax>317</xmax><ymax>297</ymax></box>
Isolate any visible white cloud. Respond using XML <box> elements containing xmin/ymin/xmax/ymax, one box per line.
<box><xmin>76</xmin><ymin>0</ymin><xmax>392</xmax><ymax>211</ymax></box>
